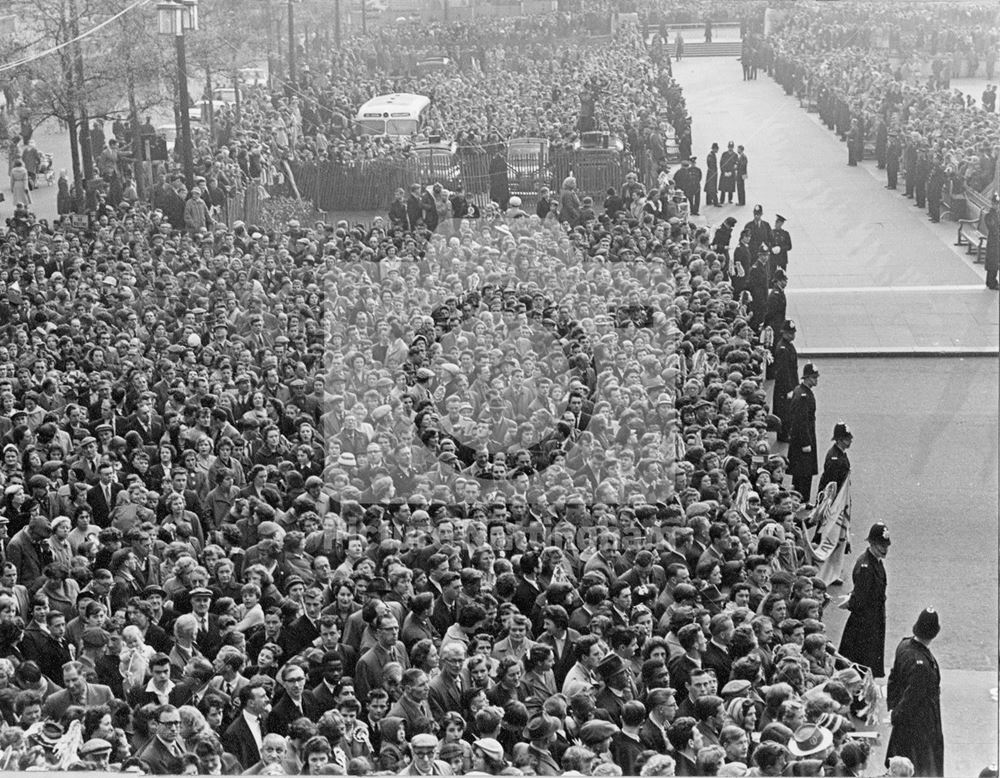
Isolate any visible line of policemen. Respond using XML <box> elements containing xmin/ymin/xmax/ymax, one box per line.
<box><xmin>881</xmin><ymin>130</ymin><xmax>961</xmax><ymax>223</ymax></box>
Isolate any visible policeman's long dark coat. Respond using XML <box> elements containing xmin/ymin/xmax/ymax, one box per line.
<box><xmin>818</xmin><ymin>444</ymin><xmax>850</xmax><ymax>493</ymax></box>
<box><xmin>838</xmin><ymin>548</ymin><xmax>886</xmax><ymax>676</ymax></box>
<box><xmin>719</xmin><ymin>149</ymin><xmax>738</xmax><ymax>193</ymax></box>
<box><xmin>771</xmin><ymin>227</ymin><xmax>792</xmax><ymax>270</ymax></box>
<box><xmin>787</xmin><ymin>383</ymin><xmax>818</xmax><ymax>477</ymax></box>
<box><xmin>885</xmin><ymin>637</ymin><xmax>944</xmax><ymax>776</ymax></box>
<box><xmin>771</xmin><ymin>340</ymin><xmax>798</xmax><ymax>438</ymax></box>
<box><xmin>705</xmin><ymin>150</ymin><xmax>719</xmax><ymax>193</ymax></box>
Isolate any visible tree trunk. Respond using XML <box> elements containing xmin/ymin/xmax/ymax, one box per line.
<box><xmin>127</xmin><ymin>67</ymin><xmax>144</xmax><ymax>200</ymax></box>
<box><xmin>206</xmin><ymin>63</ymin><xmax>214</xmax><ymax>139</ymax></box>
<box><xmin>67</xmin><ymin>111</ymin><xmax>81</xmax><ymax>202</ymax></box>
<box><xmin>68</xmin><ymin>0</ymin><xmax>94</xmax><ymax>182</ymax></box>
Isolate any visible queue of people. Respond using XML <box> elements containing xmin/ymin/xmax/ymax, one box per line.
<box><xmin>762</xmin><ymin>3</ymin><xmax>998</xmax><ymax>229</ymax></box>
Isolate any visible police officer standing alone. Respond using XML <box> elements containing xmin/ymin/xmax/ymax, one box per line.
<box><xmin>786</xmin><ymin>362</ymin><xmax>819</xmax><ymax>499</ymax></box>
<box><xmin>838</xmin><ymin>521</ymin><xmax>888</xmax><ymax>677</ymax></box>
<box><xmin>885</xmin><ymin>608</ymin><xmax>945</xmax><ymax>776</ymax></box>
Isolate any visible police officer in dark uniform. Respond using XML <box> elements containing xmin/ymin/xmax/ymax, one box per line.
<box><xmin>903</xmin><ymin>135</ymin><xmax>918</xmax><ymax>198</ymax></box>
<box><xmin>687</xmin><ymin>156</ymin><xmax>703</xmax><ymax>216</ymax></box>
<box><xmin>736</xmin><ymin>145</ymin><xmax>748</xmax><ymax>206</ymax></box>
<box><xmin>743</xmin><ymin>205</ymin><xmax>772</xmax><ymax>254</ymax></box>
<box><xmin>926</xmin><ymin>158</ymin><xmax>946</xmax><ymax>223</ymax></box>
<box><xmin>787</xmin><ymin>362</ymin><xmax>819</xmax><ymax>499</ymax></box>
<box><xmin>983</xmin><ymin>192</ymin><xmax>999</xmax><ymax>291</ymax></box>
<box><xmin>885</xmin><ymin>133</ymin><xmax>901</xmax><ymax>190</ymax></box>
<box><xmin>763</xmin><ymin>267</ymin><xmax>788</xmax><ymax>338</ymax></box>
<box><xmin>770</xmin><ymin>214</ymin><xmax>792</xmax><ymax>273</ymax></box>
<box><xmin>838</xmin><ymin>521</ymin><xmax>888</xmax><ymax>676</ymax></box>
<box><xmin>672</xmin><ymin>159</ymin><xmax>693</xmax><ymax>212</ymax></box>
<box><xmin>874</xmin><ymin>117</ymin><xmax>887</xmax><ymax>170</ymax></box>
<box><xmin>914</xmin><ymin>144</ymin><xmax>930</xmax><ymax>209</ymax></box>
<box><xmin>705</xmin><ymin>143</ymin><xmax>720</xmax><ymax>207</ymax></box>
<box><xmin>818</xmin><ymin>422</ymin><xmax>852</xmax><ymax>493</ymax></box>
<box><xmin>771</xmin><ymin>320</ymin><xmax>798</xmax><ymax>442</ymax></box>
<box><xmin>886</xmin><ymin>608</ymin><xmax>945</xmax><ymax>776</ymax></box>
<box><xmin>846</xmin><ymin>118</ymin><xmax>861</xmax><ymax>166</ymax></box>
<box><xmin>745</xmin><ymin>246</ymin><xmax>770</xmax><ymax>332</ymax></box>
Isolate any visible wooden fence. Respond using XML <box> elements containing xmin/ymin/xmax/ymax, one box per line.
<box><xmin>288</xmin><ymin>147</ymin><xmax>647</xmax><ymax>212</ymax></box>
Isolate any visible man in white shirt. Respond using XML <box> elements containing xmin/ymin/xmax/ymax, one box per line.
<box><xmin>223</xmin><ymin>682</ymin><xmax>271</xmax><ymax>769</ymax></box>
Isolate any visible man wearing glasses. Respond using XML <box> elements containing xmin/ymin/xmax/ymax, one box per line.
<box><xmin>267</xmin><ymin>663</ymin><xmax>320</xmax><ymax>737</ymax></box>
<box><xmin>135</xmin><ymin>704</ymin><xmax>186</xmax><ymax>774</ymax></box>
<box><xmin>354</xmin><ymin>613</ymin><xmax>409</xmax><ymax>700</ymax></box>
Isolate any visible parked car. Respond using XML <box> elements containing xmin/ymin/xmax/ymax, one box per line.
<box><xmin>506</xmin><ymin>136</ymin><xmax>551</xmax><ymax>196</ymax></box>
<box><xmin>415</xmin><ymin>57</ymin><xmax>451</xmax><ymax>76</ymax></box>
<box><xmin>412</xmin><ymin>141</ymin><xmax>462</xmax><ymax>189</ymax></box>
<box><xmin>573</xmin><ymin>131</ymin><xmax>625</xmax><ymax>153</ymax></box>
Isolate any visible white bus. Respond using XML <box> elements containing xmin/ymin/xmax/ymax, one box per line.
<box><xmin>354</xmin><ymin>93</ymin><xmax>431</xmax><ymax>139</ymax></box>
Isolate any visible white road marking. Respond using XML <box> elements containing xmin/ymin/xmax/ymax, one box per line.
<box><xmin>792</xmin><ymin>285</ymin><xmax>987</xmax><ymax>293</ymax></box>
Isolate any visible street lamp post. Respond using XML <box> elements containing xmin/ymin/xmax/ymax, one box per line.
<box><xmin>158</xmin><ymin>0</ymin><xmax>199</xmax><ymax>191</ymax></box>
<box><xmin>287</xmin><ymin>0</ymin><xmax>296</xmax><ymax>94</ymax></box>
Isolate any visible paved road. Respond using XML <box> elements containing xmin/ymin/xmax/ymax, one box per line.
<box><xmin>813</xmin><ymin>358</ymin><xmax>999</xmax><ymax>775</ymax></box>
<box><xmin>671</xmin><ymin>57</ymin><xmax>998</xmax><ymax>353</ymax></box>
<box><xmin>672</xmin><ymin>57</ymin><xmax>999</xmax><ymax>775</ymax></box>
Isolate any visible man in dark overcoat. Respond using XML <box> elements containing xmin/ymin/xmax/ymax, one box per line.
<box><xmin>770</xmin><ymin>214</ymin><xmax>792</xmax><ymax>272</ymax></box>
<box><xmin>687</xmin><ymin>156</ymin><xmax>703</xmax><ymax>216</ymax></box>
<box><xmin>705</xmin><ymin>143</ymin><xmax>720</xmax><ymax>206</ymax></box>
<box><xmin>818</xmin><ymin>422</ymin><xmax>852</xmax><ymax>493</ymax></box>
<box><xmin>885</xmin><ymin>608</ymin><xmax>944</xmax><ymax>776</ymax></box>
<box><xmin>743</xmin><ymin>205</ymin><xmax>773</xmax><ymax>253</ymax></box>
<box><xmin>771</xmin><ymin>321</ymin><xmax>798</xmax><ymax>442</ymax></box>
<box><xmin>787</xmin><ymin>363</ymin><xmax>819</xmax><ymax>499</ymax></box>
<box><xmin>838</xmin><ymin>522</ymin><xmax>888</xmax><ymax>677</ymax></box>
<box><xmin>885</xmin><ymin>133</ymin><xmax>901</xmax><ymax>190</ymax></box>
<box><xmin>718</xmin><ymin>141</ymin><xmax>738</xmax><ymax>203</ymax></box>
<box><xmin>983</xmin><ymin>192</ymin><xmax>998</xmax><ymax>291</ymax></box>
<box><xmin>745</xmin><ymin>249</ymin><xmax>770</xmax><ymax>331</ymax></box>
<box><xmin>736</xmin><ymin>145</ymin><xmax>748</xmax><ymax>205</ymax></box>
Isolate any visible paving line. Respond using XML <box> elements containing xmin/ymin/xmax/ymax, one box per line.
<box><xmin>793</xmin><ymin>284</ymin><xmax>989</xmax><ymax>294</ymax></box>
<box><xmin>799</xmin><ymin>346</ymin><xmax>999</xmax><ymax>357</ymax></box>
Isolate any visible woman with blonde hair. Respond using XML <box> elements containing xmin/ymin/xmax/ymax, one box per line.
<box><xmin>559</xmin><ymin>176</ymin><xmax>581</xmax><ymax>225</ymax></box>
<box><xmin>119</xmin><ymin>625</ymin><xmax>155</xmax><ymax>693</ymax></box>
<box><xmin>47</xmin><ymin>516</ymin><xmax>74</xmax><ymax>567</ymax></box>
<box><xmin>177</xmin><ymin>705</ymin><xmax>212</xmax><ymax>750</ymax></box>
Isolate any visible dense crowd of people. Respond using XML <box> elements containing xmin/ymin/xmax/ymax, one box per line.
<box><xmin>759</xmin><ymin>2</ymin><xmax>998</xmax><ymax>228</ymax></box>
<box><xmin>0</xmin><ymin>2</ymin><xmax>975</xmax><ymax>777</ymax></box>
<box><xmin>195</xmin><ymin>8</ymin><xmax>703</xmax><ymax>206</ymax></box>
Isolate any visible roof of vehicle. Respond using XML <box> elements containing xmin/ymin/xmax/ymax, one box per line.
<box><xmin>507</xmin><ymin>136</ymin><xmax>549</xmax><ymax>149</ymax></box>
<box><xmin>575</xmin><ymin>132</ymin><xmax>624</xmax><ymax>152</ymax></box>
<box><xmin>356</xmin><ymin>93</ymin><xmax>431</xmax><ymax>118</ymax></box>
<box><xmin>412</xmin><ymin>141</ymin><xmax>456</xmax><ymax>153</ymax></box>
